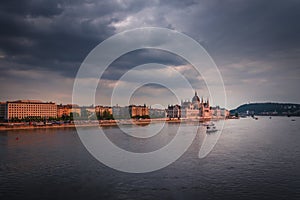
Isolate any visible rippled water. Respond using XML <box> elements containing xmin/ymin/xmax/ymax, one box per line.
<box><xmin>0</xmin><ymin>117</ymin><xmax>299</xmax><ymax>200</ymax></box>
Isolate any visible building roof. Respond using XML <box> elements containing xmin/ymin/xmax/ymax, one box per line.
<box><xmin>7</xmin><ymin>100</ymin><xmax>55</xmax><ymax>104</ymax></box>
<box><xmin>192</xmin><ymin>91</ymin><xmax>200</xmax><ymax>103</ymax></box>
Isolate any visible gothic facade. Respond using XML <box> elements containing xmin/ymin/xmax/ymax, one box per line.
<box><xmin>181</xmin><ymin>91</ymin><xmax>211</xmax><ymax>120</ymax></box>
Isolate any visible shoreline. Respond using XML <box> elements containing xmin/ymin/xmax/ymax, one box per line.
<box><xmin>0</xmin><ymin>123</ymin><xmax>99</xmax><ymax>131</ymax></box>
<box><xmin>0</xmin><ymin>117</ymin><xmax>230</xmax><ymax>131</ymax></box>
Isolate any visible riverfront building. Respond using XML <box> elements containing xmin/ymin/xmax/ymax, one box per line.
<box><xmin>166</xmin><ymin>105</ymin><xmax>181</xmax><ymax>119</ymax></box>
<box><xmin>167</xmin><ymin>92</ymin><xmax>230</xmax><ymax>121</ymax></box>
<box><xmin>0</xmin><ymin>100</ymin><xmax>57</xmax><ymax>120</ymax></box>
<box><xmin>0</xmin><ymin>102</ymin><xmax>6</xmax><ymax>120</ymax></box>
<box><xmin>180</xmin><ymin>92</ymin><xmax>211</xmax><ymax>120</ymax></box>
<box><xmin>95</xmin><ymin>106</ymin><xmax>112</xmax><ymax>118</ymax></box>
<box><xmin>149</xmin><ymin>108</ymin><xmax>166</xmax><ymax>118</ymax></box>
<box><xmin>112</xmin><ymin>105</ymin><xmax>149</xmax><ymax>119</ymax></box>
<box><xmin>129</xmin><ymin>104</ymin><xmax>149</xmax><ymax>118</ymax></box>
<box><xmin>210</xmin><ymin>106</ymin><xmax>230</xmax><ymax>119</ymax></box>
<box><xmin>112</xmin><ymin>105</ymin><xmax>130</xmax><ymax>119</ymax></box>
<box><xmin>57</xmin><ymin>104</ymin><xmax>81</xmax><ymax>118</ymax></box>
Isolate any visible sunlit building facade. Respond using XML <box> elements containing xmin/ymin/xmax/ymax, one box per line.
<box><xmin>1</xmin><ymin>100</ymin><xmax>57</xmax><ymax>120</ymax></box>
<box><xmin>181</xmin><ymin>91</ymin><xmax>211</xmax><ymax>120</ymax></box>
<box><xmin>129</xmin><ymin>105</ymin><xmax>149</xmax><ymax>118</ymax></box>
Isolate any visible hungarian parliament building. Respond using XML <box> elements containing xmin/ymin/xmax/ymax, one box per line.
<box><xmin>167</xmin><ymin>92</ymin><xmax>229</xmax><ymax>120</ymax></box>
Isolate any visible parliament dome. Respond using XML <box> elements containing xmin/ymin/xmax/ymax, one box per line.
<box><xmin>192</xmin><ymin>91</ymin><xmax>200</xmax><ymax>103</ymax></box>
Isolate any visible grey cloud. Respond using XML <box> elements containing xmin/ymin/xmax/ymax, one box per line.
<box><xmin>102</xmin><ymin>49</ymin><xmax>187</xmax><ymax>80</ymax></box>
<box><xmin>0</xmin><ymin>0</ymin><xmax>64</xmax><ymax>17</ymax></box>
<box><xmin>0</xmin><ymin>0</ymin><xmax>299</xmax><ymax>108</ymax></box>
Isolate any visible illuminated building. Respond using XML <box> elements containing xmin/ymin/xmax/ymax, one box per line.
<box><xmin>129</xmin><ymin>104</ymin><xmax>149</xmax><ymax>118</ymax></box>
<box><xmin>181</xmin><ymin>91</ymin><xmax>211</xmax><ymax>120</ymax></box>
<box><xmin>1</xmin><ymin>100</ymin><xmax>57</xmax><ymax>120</ymax></box>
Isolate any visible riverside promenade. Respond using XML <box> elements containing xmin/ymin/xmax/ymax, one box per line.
<box><xmin>0</xmin><ymin>117</ymin><xmax>230</xmax><ymax>131</ymax></box>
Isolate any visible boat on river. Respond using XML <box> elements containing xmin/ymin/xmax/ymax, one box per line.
<box><xmin>205</xmin><ymin>122</ymin><xmax>218</xmax><ymax>133</ymax></box>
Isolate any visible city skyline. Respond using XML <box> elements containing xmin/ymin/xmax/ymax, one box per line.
<box><xmin>0</xmin><ymin>93</ymin><xmax>231</xmax><ymax>121</ymax></box>
<box><xmin>1</xmin><ymin>0</ymin><xmax>300</xmax><ymax>109</ymax></box>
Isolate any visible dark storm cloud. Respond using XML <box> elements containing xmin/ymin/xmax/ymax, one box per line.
<box><xmin>0</xmin><ymin>0</ymin><xmax>64</xmax><ymax>17</ymax></box>
<box><xmin>196</xmin><ymin>0</ymin><xmax>300</xmax><ymax>64</ymax></box>
<box><xmin>102</xmin><ymin>49</ymin><xmax>188</xmax><ymax>80</ymax></box>
<box><xmin>0</xmin><ymin>0</ymin><xmax>299</xmax><ymax>107</ymax></box>
<box><xmin>0</xmin><ymin>0</ymin><xmax>173</xmax><ymax>77</ymax></box>
<box><xmin>1</xmin><ymin>0</ymin><xmax>298</xmax><ymax>72</ymax></box>
<box><xmin>0</xmin><ymin>0</ymin><xmax>118</xmax><ymax>77</ymax></box>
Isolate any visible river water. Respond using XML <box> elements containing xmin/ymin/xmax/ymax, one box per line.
<box><xmin>0</xmin><ymin>117</ymin><xmax>299</xmax><ymax>200</ymax></box>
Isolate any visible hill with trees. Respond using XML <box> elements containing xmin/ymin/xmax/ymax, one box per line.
<box><xmin>230</xmin><ymin>102</ymin><xmax>300</xmax><ymax>116</ymax></box>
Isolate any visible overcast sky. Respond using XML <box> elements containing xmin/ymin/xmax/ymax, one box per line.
<box><xmin>0</xmin><ymin>0</ymin><xmax>299</xmax><ymax>109</ymax></box>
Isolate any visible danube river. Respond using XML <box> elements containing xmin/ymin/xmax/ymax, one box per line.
<box><xmin>0</xmin><ymin>117</ymin><xmax>299</xmax><ymax>200</ymax></box>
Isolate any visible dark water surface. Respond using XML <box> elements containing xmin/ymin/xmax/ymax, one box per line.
<box><xmin>0</xmin><ymin>117</ymin><xmax>299</xmax><ymax>200</ymax></box>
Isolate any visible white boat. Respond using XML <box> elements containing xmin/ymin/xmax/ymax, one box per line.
<box><xmin>206</xmin><ymin>123</ymin><xmax>218</xmax><ymax>133</ymax></box>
